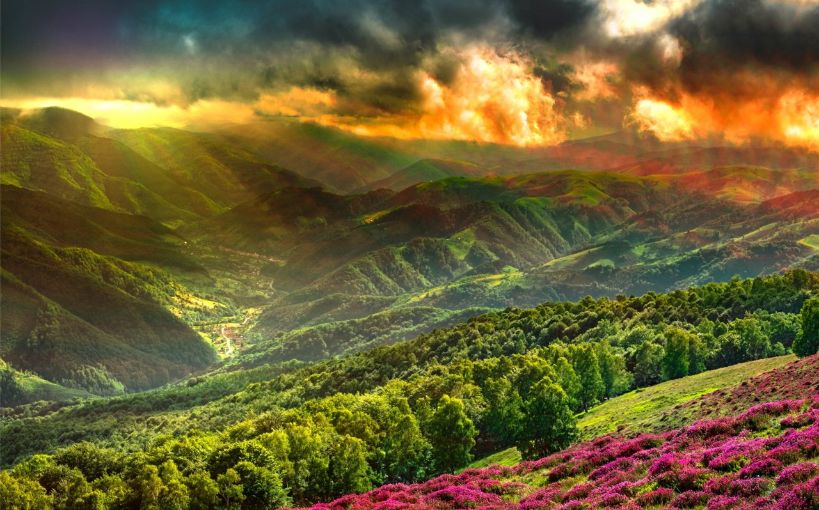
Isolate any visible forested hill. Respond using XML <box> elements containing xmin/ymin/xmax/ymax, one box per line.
<box><xmin>2</xmin><ymin>270</ymin><xmax>818</xmax><ymax>508</ymax></box>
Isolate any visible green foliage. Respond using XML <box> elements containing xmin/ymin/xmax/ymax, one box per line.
<box><xmin>0</xmin><ymin>271</ymin><xmax>816</xmax><ymax>506</ymax></box>
<box><xmin>662</xmin><ymin>327</ymin><xmax>692</xmax><ymax>380</ymax></box>
<box><xmin>186</xmin><ymin>471</ymin><xmax>220</xmax><ymax>510</ymax></box>
<box><xmin>633</xmin><ymin>341</ymin><xmax>665</xmax><ymax>387</ymax></box>
<box><xmin>570</xmin><ymin>345</ymin><xmax>604</xmax><ymax>411</ymax></box>
<box><xmin>0</xmin><ymin>470</ymin><xmax>52</xmax><ymax>509</ymax></box>
<box><xmin>794</xmin><ymin>296</ymin><xmax>819</xmax><ymax>356</ymax></box>
<box><xmin>519</xmin><ymin>377</ymin><xmax>577</xmax><ymax>459</ymax></box>
<box><xmin>425</xmin><ymin>395</ymin><xmax>477</xmax><ymax>474</ymax></box>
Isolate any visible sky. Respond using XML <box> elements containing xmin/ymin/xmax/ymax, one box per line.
<box><xmin>2</xmin><ymin>0</ymin><xmax>818</xmax><ymax>148</ymax></box>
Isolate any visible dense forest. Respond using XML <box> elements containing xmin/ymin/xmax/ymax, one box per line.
<box><xmin>2</xmin><ymin>270</ymin><xmax>818</xmax><ymax>508</ymax></box>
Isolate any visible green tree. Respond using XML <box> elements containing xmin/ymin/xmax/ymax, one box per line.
<box><xmin>234</xmin><ymin>461</ymin><xmax>290</xmax><ymax>509</ymax></box>
<box><xmin>284</xmin><ymin>423</ymin><xmax>330</xmax><ymax>504</ymax></box>
<box><xmin>762</xmin><ymin>312</ymin><xmax>800</xmax><ymax>348</ymax></box>
<box><xmin>92</xmin><ymin>474</ymin><xmax>129</xmax><ymax>509</ymax></box>
<box><xmin>662</xmin><ymin>327</ymin><xmax>691</xmax><ymax>380</ymax></box>
<box><xmin>186</xmin><ymin>471</ymin><xmax>220</xmax><ymax>510</ymax></box>
<box><xmin>134</xmin><ymin>464</ymin><xmax>164</xmax><ymax>510</ymax></box>
<box><xmin>425</xmin><ymin>395</ymin><xmax>477</xmax><ymax>473</ymax></box>
<box><xmin>553</xmin><ymin>356</ymin><xmax>581</xmax><ymax>411</ymax></box>
<box><xmin>519</xmin><ymin>377</ymin><xmax>577</xmax><ymax>459</ymax></box>
<box><xmin>158</xmin><ymin>460</ymin><xmax>189</xmax><ymax>510</ymax></box>
<box><xmin>633</xmin><ymin>342</ymin><xmax>665</xmax><ymax>387</ymax></box>
<box><xmin>481</xmin><ymin>377</ymin><xmax>525</xmax><ymax>448</ymax></box>
<box><xmin>51</xmin><ymin>467</ymin><xmax>104</xmax><ymax>510</ymax></box>
<box><xmin>0</xmin><ymin>368</ymin><xmax>24</xmax><ymax>407</ymax></box>
<box><xmin>54</xmin><ymin>442</ymin><xmax>121</xmax><ymax>481</ymax></box>
<box><xmin>0</xmin><ymin>471</ymin><xmax>52</xmax><ymax>509</ymax></box>
<box><xmin>794</xmin><ymin>297</ymin><xmax>819</xmax><ymax>357</ymax></box>
<box><xmin>687</xmin><ymin>332</ymin><xmax>707</xmax><ymax>375</ymax></box>
<box><xmin>209</xmin><ymin>440</ymin><xmax>275</xmax><ymax>476</ymax></box>
<box><xmin>217</xmin><ymin>468</ymin><xmax>245</xmax><ymax>510</ymax></box>
<box><xmin>570</xmin><ymin>345</ymin><xmax>604</xmax><ymax>410</ymax></box>
<box><xmin>731</xmin><ymin>318</ymin><xmax>770</xmax><ymax>360</ymax></box>
<box><xmin>326</xmin><ymin>435</ymin><xmax>372</xmax><ymax>497</ymax></box>
<box><xmin>595</xmin><ymin>342</ymin><xmax>632</xmax><ymax>397</ymax></box>
<box><xmin>380</xmin><ymin>398</ymin><xmax>430</xmax><ymax>483</ymax></box>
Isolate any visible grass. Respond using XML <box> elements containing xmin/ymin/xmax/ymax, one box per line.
<box><xmin>799</xmin><ymin>234</ymin><xmax>819</xmax><ymax>250</ymax></box>
<box><xmin>461</xmin><ymin>447</ymin><xmax>522</xmax><ymax>471</ymax></box>
<box><xmin>15</xmin><ymin>371</ymin><xmax>92</xmax><ymax>402</ymax></box>
<box><xmin>576</xmin><ymin>355</ymin><xmax>795</xmax><ymax>439</ymax></box>
<box><xmin>467</xmin><ymin>355</ymin><xmax>795</xmax><ymax>470</ymax></box>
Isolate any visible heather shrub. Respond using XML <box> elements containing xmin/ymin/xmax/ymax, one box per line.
<box><xmin>775</xmin><ymin>462</ymin><xmax>818</xmax><ymax>486</ymax></box>
<box><xmin>672</xmin><ymin>490</ymin><xmax>709</xmax><ymax>508</ymax></box>
<box><xmin>636</xmin><ymin>487</ymin><xmax>674</xmax><ymax>506</ymax></box>
<box><xmin>772</xmin><ymin>476</ymin><xmax>819</xmax><ymax>510</ymax></box>
<box><xmin>708</xmin><ymin>495</ymin><xmax>740</xmax><ymax>509</ymax></box>
<box><xmin>738</xmin><ymin>458</ymin><xmax>782</xmax><ymax>478</ymax></box>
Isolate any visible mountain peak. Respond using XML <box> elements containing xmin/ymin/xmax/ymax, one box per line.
<box><xmin>16</xmin><ymin>106</ymin><xmax>102</xmax><ymax>141</ymax></box>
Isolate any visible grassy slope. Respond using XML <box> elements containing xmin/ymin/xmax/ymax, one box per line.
<box><xmin>576</xmin><ymin>355</ymin><xmax>797</xmax><ymax>439</ymax></box>
<box><xmin>0</xmin><ymin>361</ymin><xmax>91</xmax><ymax>406</ymax></box>
<box><xmin>467</xmin><ymin>355</ymin><xmax>799</xmax><ymax>470</ymax></box>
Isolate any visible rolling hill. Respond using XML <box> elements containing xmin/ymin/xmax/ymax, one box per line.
<box><xmin>1</xmin><ymin>272</ymin><xmax>816</xmax><ymax>509</ymax></box>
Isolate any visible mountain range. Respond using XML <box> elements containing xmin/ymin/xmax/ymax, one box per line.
<box><xmin>1</xmin><ymin>106</ymin><xmax>817</xmax><ymax>399</ymax></box>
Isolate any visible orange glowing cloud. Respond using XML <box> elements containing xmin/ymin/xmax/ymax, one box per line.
<box><xmin>572</xmin><ymin>59</ymin><xmax>620</xmax><ymax>101</ymax></box>
<box><xmin>413</xmin><ymin>47</ymin><xmax>565</xmax><ymax>146</ymax></box>
<box><xmin>630</xmin><ymin>96</ymin><xmax>695</xmax><ymax>141</ymax></box>
<box><xmin>256</xmin><ymin>87</ymin><xmax>337</xmax><ymax>118</ymax></box>
<box><xmin>283</xmin><ymin>46</ymin><xmax>568</xmax><ymax>146</ymax></box>
<box><xmin>629</xmin><ymin>83</ymin><xmax>819</xmax><ymax>151</ymax></box>
<box><xmin>779</xmin><ymin>90</ymin><xmax>819</xmax><ymax>150</ymax></box>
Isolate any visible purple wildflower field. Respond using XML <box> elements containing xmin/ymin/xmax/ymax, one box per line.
<box><xmin>297</xmin><ymin>396</ymin><xmax>819</xmax><ymax>510</ymax></box>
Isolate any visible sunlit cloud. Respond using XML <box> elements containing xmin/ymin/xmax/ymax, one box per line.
<box><xmin>2</xmin><ymin>97</ymin><xmax>257</xmax><ymax>129</ymax></box>
<box><xmin>412</xmin><ymin>46</ymin><xmax>566</xmax><ymax>146</ymax></box>
<box><xmin>778</xmin><ymin>90</ymin><xmax>819</xmax><ymax>151</ymax></box>
<box><xmin>270</xmin><ymin>46</ymin><xmax>569</xmax><ymax>146</ymax></box>
<box><xmin>629</xmin><ymin>97</ymin><xmax>695</xmax><ymax>141</ymax></box>
<box><xmin>628</xmin><ymin>84</ymin><xmax>819</xmax><ymax>150</ymax></box>
<box><xmin>599</xmin><ymin>0</ymin><xmax>702</xmax><ymax>38</ymax></box>
<box><xmin>571</xmin><ymin>59</ymin><xmax>620</xmax><ymax>101</ymax></box>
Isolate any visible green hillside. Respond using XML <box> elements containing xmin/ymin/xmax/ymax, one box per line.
<box><xmin>0</xmin><ymin>360</ymin><xmax>91</xmax><ymax>407</ymax></box>
<box><xmin>0</xmin><ymin>187</ymin><xmax>219</xmax><ymax>393</ymax></box>
<box><xmin>1</xmin><ymin>272</ymin><xmax>816</xmax><ymax>507</ymax></box>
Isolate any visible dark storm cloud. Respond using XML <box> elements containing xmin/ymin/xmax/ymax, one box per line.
<box><xmin>604</xmin><ymin>0</ymin><xmax>819</xmax><ymax>101</ymax></box>
<box><xmin>1</xmin><ymin>0</ymin><xmax>591</xmax><ymax>103</ymax></box>
<box><xmin>507</xmin><ymin>0</ymin><xmax>594</xmax><ymax>39</ymax></box>
<box><xmin>672</xmin><ymin>0</ymin><xmax>819</xmax><ymax>71</ymax></box>
<box><xmin>2</xmin><ymin>0</ymin><xmax>816</xmax><ymax>122</ymax></box>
